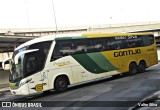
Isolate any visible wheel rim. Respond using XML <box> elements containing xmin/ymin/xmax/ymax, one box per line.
<box><xmin>131</xmin><ymin>66</ymin><xmax>137</xmax><ymax>74</ymax></box>
<box><xmin>55</xmin><ymin>77</ymin><xmax>68</xmax><ymax>92</ymax></box>
<box><xmin>139</xmin><ymin>62</ymin><xmax>146</xmax><ymax>72</ymax></box>
<box><xmin>130</xmin><ymin>63</ymin><xmax>137</xmax><ymax>74</ymax></box>
<box><xmin>57</xmin><ymin>78</ymin><xmax>67</xmax><ymax>91</ymax></box>
<box><xmin>140</xmin><ymin>64</ymin><xmax>145</xmax><ymax>70</ymax></box>
<box><xmin>59</xmin><ymin>80</ymin><xmax>66</xmax><ymax>88</ymax></box>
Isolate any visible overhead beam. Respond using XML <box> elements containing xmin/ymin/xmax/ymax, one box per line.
<box><xmin>0</xmin><ymin>47</ymin><xmax>14</xmax><ymax>49</ymax></box>
<box><xmin>0</xmin><ymin>50</ymin><xmax>14</xmax><ymax>53</ymax></box>
<box><xmin>0</xmin><ymin>48</ymin><xmax>14</xmax><ymax>52</ymax></box>
<box><xmin>0</xmin><ymin>41</ymin><xmax>26</xmax><ymax>43</ymax></box>
<box><xmin>0</xmin><ymin>35</ymin><xmax>35</xmax><ymax>39</ymax></box>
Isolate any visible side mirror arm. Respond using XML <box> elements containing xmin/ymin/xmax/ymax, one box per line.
<box><xmin>2</xmin><ymin>57</ymin><xmax>11</xmax><ymax>70</ymax></box>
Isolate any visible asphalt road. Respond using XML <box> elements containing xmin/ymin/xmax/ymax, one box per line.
<box><xmin>1</xmin><ymin>63</ymin><xmax>160</xmax><ymax>110</ymax></box>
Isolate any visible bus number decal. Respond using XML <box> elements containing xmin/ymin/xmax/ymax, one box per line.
<box><xmin>114</xmin><ymin>49</ymin><xmax>141</xmax><ymax>57</ymax></box>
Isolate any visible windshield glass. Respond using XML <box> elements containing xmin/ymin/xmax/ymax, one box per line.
<box><xmin>9</xmin><ymin>48</ymin><xmax>27</xmax><ymax>82</ymax></box>
<box><xmin>9</xmin><ymin>41</ymin><xmax>52</xmax><ymax>83</ymax></box>
<box><xmin>23</xmin><ymin>51</ymin><xmax>43</xmax><ymax>76</ymax></box>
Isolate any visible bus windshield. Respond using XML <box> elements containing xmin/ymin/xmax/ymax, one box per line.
<box><xmin>10</xmin><ymin>47</ymin><xmax>26</xmax><ymax>83</ymax></box>
<box><xmin>9</xmin><ymin>41</ymin><xmax>52</xmax><ymax>83</ymax></box>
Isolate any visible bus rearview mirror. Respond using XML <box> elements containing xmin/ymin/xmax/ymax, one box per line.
<box><xmin>2</xmin><ymin>57</ymin><xmax>11</xmax><ymax>70</ymax></box>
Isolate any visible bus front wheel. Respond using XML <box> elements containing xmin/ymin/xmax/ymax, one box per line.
<box><xmin>129</xmin><ymin>62</ymin><xmax>138</xmax><ymax>75</ymax></box>
<box><xmin>54</xmin><ymin>76</ymin><xmax>68</xmax><ymax>93</ymax></box>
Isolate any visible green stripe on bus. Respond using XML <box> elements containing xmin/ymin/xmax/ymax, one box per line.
<box><xmin>72</xmin><ymin>54</ymin><xmax>105</xmax><ymax>73</ymax></box>
<box><xmin>72</xmin><ymin>53</ymin><xmax>118</xmax><ymax>73</ymax></box>
<box><xmin>87</xmin><ymin>53</ymin><xmax>118</xmax><ymax>71</ymax></box>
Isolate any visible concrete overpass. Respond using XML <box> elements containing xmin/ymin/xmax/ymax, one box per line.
<box><xmin>1</xmin><ymin>21</ymin><xmax>160</xmax><ymax>53</ymax></box>
<box><xmin>1</xmin><ymin>21</ymin><xmax>160</xmax><ymax>37</ymax></box>
<box><xmin>1</xmin><ymin>21</ymin><xmax>160</xmax><ymax>69</ymax></box>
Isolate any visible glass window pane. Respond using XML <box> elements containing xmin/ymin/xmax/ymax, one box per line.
<box><xmin>75</xmin><ymin>39</ymin><xmax>94</xmax><ymax>54</ymax></box>
<box><xmin>94</xmin><ymin>38</ymin><xmax>105</xmax><ymax>52</ymax></box>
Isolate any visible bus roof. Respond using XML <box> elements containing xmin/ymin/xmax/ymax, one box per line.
<box><xmin>15</xmin><ymin>33</ymin><xmax>82</xmax><ymax>50</ymax></box>
<box><xmin>82</xmin><ymin>32</ymin><xmax>153</xmax><ymax>37</ymax></box>
<box><xmin>15</xmin><ymin>32</ymin><xmax>153</xmax><ymax>51</ymax></box>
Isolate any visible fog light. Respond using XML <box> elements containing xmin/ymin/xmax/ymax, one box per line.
<box><xmin>13</xmin><ymin>91</ymin><xmax>16</xmax><ymax>94</ymax></box>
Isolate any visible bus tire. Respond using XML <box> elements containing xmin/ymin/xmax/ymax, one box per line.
<box><xmin>129</xmin><ymin>62</ymin><xmax>138</xmax><ymax>75</ymax></box>
<box><xmin>54</xmin><ymin>76</ymin><xmax>68</xmax><ymax>93</ymax></box>
<box><xmin>138</xmin><ymin>61</ymin><xmax>146</xmax><ymax>73</ymax></box>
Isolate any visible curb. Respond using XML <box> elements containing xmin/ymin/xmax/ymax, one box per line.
<box><xmin>0</xmin><ymin>83</ymin><xmax>9</xmax><ymax>93</ymax></box>
<box><xmin>0</xmin><ymin>87</ymin><xmax>10</xmax><ymax>92</ymax></box>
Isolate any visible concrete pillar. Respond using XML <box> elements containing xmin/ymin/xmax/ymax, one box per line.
<box><xmin>0</xmin><ymin>70</ymin><xmax>10</xmax><ymax>84</ymax></box>
<box><xmin>7</xmin><ymin>52</ymin><xmax>9</xmax><ymax>58</ymax></box>
<box><xmin>14</xmin><ymin>44</ymin><xmax>16</xmax><ymax>50</ymax></box>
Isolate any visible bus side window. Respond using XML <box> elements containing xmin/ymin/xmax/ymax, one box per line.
<box><xmin>86</xmin><ymin>39</ymin><xmax>94</xmax><ymax>53</ymax></box>
<box><xmin>109</xmin><ymin>37</ymin><xmax>124</xmax><ymax>50</ymax></box>
<box><xmin>126</xmin><ymin>38</ymin><xmax>139</xmax><ymax>48</ymax></box>
<box><xmin>103</xmin><ymin>39</ymin><xmax>112</xmax><ymax>51</ymax></box>
<box><xmin>51</xmin><ymin>41</ymin><xmax>63</xmax><ymax>61</ymax></box>
<box><xmin>75</xmin><ymin>40</ymin><xmax>86</xmax><ymax>53</ymax></box>
<box><xmin>142</xmin><ymin>35</ymin><xmax>154</xmax><ymax>46</ymax></box>
<box><xmin>148</xmin><ymin>35</ymin><xmax>154</xmax><ymax>45</ymax></box>
<box><xmin>75</xmin><ymin>39</ymin><xmax>94</xmax><ymax>54</ymax></box>
<box><xmin>136</xmin><ymin>38</ymin><xmax>143</xmax><ymax>47</ymax></box>
<box><xmin>51</xmin><ymin>40</ymin><xmax>76</xmax><ymax>61</ymax></box>
<box><xmin>94</xmin><ymin>38</ymin><xmax>105</xmax><ymax>52</ymax></box>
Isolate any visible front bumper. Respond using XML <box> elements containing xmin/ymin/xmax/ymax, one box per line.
<box><xmin>10</xmin><ymin>84</ymin><xmax>29</xmax><ymax>95</ymax></box>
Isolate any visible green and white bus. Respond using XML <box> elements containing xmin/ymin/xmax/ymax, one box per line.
<box><xmin>3</xmin><ymin>32</ymin><xmax>158</xmax><ymax>95</ymax></box>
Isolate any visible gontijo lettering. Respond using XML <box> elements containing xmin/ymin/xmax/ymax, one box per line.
<box><xmin>114</xmin><ymin>49</ymin><xmax>141</xmax><ymax>57</ymax></box>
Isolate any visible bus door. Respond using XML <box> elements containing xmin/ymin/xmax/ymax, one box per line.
<box><xmin>24</xmin><ymin>51</ymin><xmax>46</xmax><ymax>94</ymax></box>
<box><xmin>27</xmin><ymin>66</ymin><xmax>49</xmax><ymax>93</ymax></box>
<box><xmin>40</xmin><ymin>70</ymin><xmax>49</xmax><ymax>91</ymax></box>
